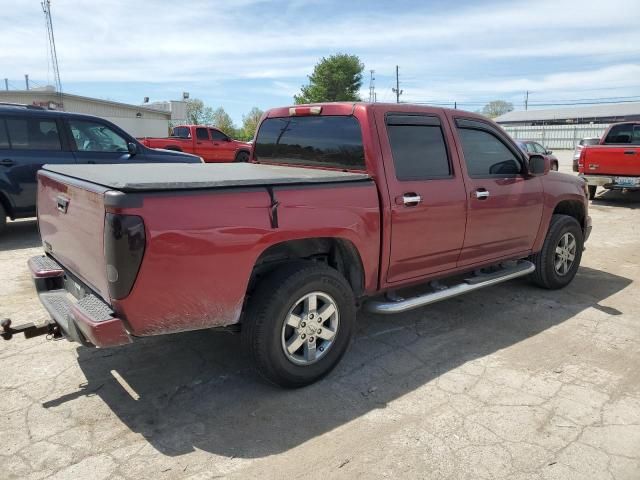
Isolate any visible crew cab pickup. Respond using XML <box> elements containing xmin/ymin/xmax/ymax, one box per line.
<box><xmin>578</xmin><ymin>122</ymin><xmax>640</xmax><ymax>199</ymax></box>
<box><xmin>139</xmin><ymin>125</ymin><xmax>251</xmax><ymax>163</ymax></box>
<box><xmin>16</xmin><ymin>103</ymin><xmax>591</xmax><ymax>388</ymax></box>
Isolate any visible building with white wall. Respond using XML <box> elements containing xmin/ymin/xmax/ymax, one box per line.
<box><xmin>0</xmin><ymin>88</ymin><xmax>172</xmax><ymax>137</ymax></box>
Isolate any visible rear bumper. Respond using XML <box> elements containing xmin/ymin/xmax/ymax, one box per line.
<box><xmin>580</xmin><ymin>174</ymin><xmax>640</xmax><ymax>190</ymax></box>
<box><xmin>29</xmin><ymin>255</ymin><xmax>131</xmax><ymax>348</ymax></box>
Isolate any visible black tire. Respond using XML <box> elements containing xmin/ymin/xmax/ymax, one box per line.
<box><xmin>551</xmin><ymin>161</ymin><xmax>559</xmax><ymax>171</ymax></box>
<box><xmin>529</xmin><ymin>214</ymin><xmax>583</xmax><ymax>289</ymax></box>
<box><xmin>0</xmin><ymin>203</ymin><xmax>6</xmax><ymax>234</ymax></box>
<box><xmin>242</xmin><ymin>261</ymin><xmax>356</xmax><ymax>388</ymax></box>
<box><xmin>588</xmin><ymin>185</ymin><xmax>597</xmax><ymax>200</ymax></box>
<box><xmin>235</xmin><ymin>150</ymin><xmax>250</xmax><ymax>162</ymax></box>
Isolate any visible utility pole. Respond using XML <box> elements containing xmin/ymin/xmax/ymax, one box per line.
<box><xmin>25</xmin><ymin>74</ymin><xmax>29</xmax><ymax>90</ymax></box>
<box><xmin>4</xmin><ymin>78</ymin><xmax>8</xmax><ymax>91</ymax></box>
<box><xmin>392</xmin><ymin>65</ymin><xmax>403</xmax><ymax>103</ymax></box>
<box><xmin>42</xmin><ymin>0</ymin><xmax>63</xmax><ymax>102</ymax></box>
<box><xmin>525</xmin><ymin>90</ymin><xmax>529</xmax><ymax>110</ymax></box>
<box><xmin>368</xmin><ymin>70</ymin><xmax>376</xmax><ymax>103</ymax></box>
<box><xmin>454</xmin><ymin>101</ymin><xmax>457</xmax><ymax>109</ymax></box>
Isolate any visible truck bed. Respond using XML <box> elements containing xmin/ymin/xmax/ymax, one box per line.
<box><xmin>42</xmin><ymin>163</ymin><xmax>370</xmax><ymax>192</ymax></box>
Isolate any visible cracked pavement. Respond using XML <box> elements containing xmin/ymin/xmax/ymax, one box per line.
<box><xmin>1</xmin><ymin>156</ymin><xmax>639</xmax><ymax>479</ymax></box>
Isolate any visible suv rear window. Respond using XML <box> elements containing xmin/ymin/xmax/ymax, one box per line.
<box><xmin>254</xmin><ymin>116</ymin><xmax>365</xmax><ymax>170</ymax></box>
<box><xmin>5</xmin><ymin>117</ymin><xmax>62</xmax><ymax>150</ymax></box>
<box><xmin>0</xmin><ymin>120</ymin><xmax>9</xmax><ymax>149</ymax></box>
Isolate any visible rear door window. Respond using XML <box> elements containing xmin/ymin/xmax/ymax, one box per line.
<box><xmin>255</xmin><ymin>115</ymin><xmax>365</xmax><ymax>170</ymax></box>
<box><xmin>196</xmin><ymin>128</ymin><xmax>209</xmax><ymax>141</ymax></box>
<box><xmin>5</xmin><ymin>117</ymin><xmax>62</xmax><ymax>150</ymax></box>
<box><xmin>386</xmin><ymin>115</ymin><xmax>451</xmax><ymax>180</ymax></box>
<box><xmin>210</xmin><ymin>129</ymin><xmax>228</xmax><ymax>141</ymax></box>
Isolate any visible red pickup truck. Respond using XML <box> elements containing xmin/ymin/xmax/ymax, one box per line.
<box><xmin>140</xmin><ymin>125</ymin><xmax>251</xmax><ymax>163</ymax></box>
<box><xmin>579</xmin><ymin>122</ymin><xmax>640</xmax><ymax>199</ymax></box>
<box><xmin>14</xmin><ymin>103</ymin><xmax>591</xmax><ymax>388</ymax></box>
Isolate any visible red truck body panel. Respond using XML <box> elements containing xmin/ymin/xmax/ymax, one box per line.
<box><xmin>33</xmin><ymin>102</ymin><xmax>590</xmax><ymax>346</ymax></box>
<box><xmin>140</xmin><ymin>125</ymin><xmax>251</xmax><ymax>163</ymax></box>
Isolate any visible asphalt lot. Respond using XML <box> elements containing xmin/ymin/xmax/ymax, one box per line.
<box><xmin>1</xmin><ymin>151</ymin><xmax>639</xmax><ymax>479</ymax></box>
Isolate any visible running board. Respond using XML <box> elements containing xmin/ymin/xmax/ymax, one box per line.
<box><xmin>365</xmin><ymin>260</ymin><xmax>535</xmax><ymax>315</ymax></box>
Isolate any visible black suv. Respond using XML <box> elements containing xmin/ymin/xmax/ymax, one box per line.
<box><xmin>0</xmin><ymin>104</ymin><xmax>201</xmax><ymax>232</ymax></box>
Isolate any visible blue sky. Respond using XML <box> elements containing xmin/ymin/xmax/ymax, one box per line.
<box><xmin>1</xmin><ymin>0</ymin><xmax>639</xmax><ymax>125</ymax></box>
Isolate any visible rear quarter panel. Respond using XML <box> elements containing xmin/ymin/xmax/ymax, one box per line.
<box><xmin>112</xmin><ymin>182</ymin><xmax>380</xmax><ymax>336</ymax></box>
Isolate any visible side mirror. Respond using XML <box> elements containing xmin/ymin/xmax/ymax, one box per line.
<box><xmin>223</xmin><ymin>137</ymin><xmax>231</xmax><ymax>142</ymax></box>
<box><xmin>546</xmin><ymin>149</ymin><xmax>553</xmax><ymax>154</ymax></box>
<box><xmin>528</xmin><ymin>154</ymin><xmax>550</xmax><ymax>176</ymax></box>
<box><xmin>127</xmin><ymin>142</ymin><xmax>137</xmax><ymax>156</ymax></box>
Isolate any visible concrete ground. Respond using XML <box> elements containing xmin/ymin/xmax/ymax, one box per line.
<box><xmin>1</xmin><ymin>151</ymin><xmax>639</xmax><ymax>479</ymax></box>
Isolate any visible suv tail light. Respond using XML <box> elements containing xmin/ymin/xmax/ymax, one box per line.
<box><xmin>104</xmin><ymin>213</ymin><xmax>146</xmax><ymax>300</ymax></box>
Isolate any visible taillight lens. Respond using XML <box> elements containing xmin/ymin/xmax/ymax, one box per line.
<box><xmin>104</xmin><ymin>213</ymin><xmax>146</xmax><ymax>300</ymax></box>
<box><xmin>578</xmin><ymin>148</ymin><xmax>586</xmax><ymax>172</ymax></box>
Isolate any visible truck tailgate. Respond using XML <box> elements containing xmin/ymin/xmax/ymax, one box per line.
<box><xmin>37</xmin><ymin>170</ymin><xmax>111</xmax><ymax>301</ymax></box>
<box><xmin>584</xmin><ymin>145</ymin><xmax>640</xmax><ymax>176</ymax></box>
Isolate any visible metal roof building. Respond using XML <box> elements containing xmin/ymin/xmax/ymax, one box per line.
<box><xmin>495</xmin><ymin>102</ymin><xmax>640</xmax><ymax>126</ymax></box>
<box><xmin>0</xmin><ymin>88</ymin><xmax>172</xmax><ymax>137</ymax></box>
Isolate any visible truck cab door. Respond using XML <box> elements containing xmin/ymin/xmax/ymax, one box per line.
<box><xmin>194</xmin><ymin>127</ymin><xmax>217</xmax><ymax>161</ymax></box>
<box><xmin>67</xmin><ymin>119</ymin><xmax>142</xmax><ymax>164</ymax></box>
<box><xmin>452</xmin><ymin>117</ymin><xmax>544</xmax><ymax>266</ymax></box>
<box><xmin>378</xmin><ymin>113</ymin><xmax>468</xmax><ymax>283</ymax></box>
<box><xmin>209</xmin><ymin>128</ymin><xmax>236</xmax><ymax>162</ymax></box>
<box><xmin>1</xmin><ymin>115</ymin><xmax>72</xmax><ymax>218</ymax></box>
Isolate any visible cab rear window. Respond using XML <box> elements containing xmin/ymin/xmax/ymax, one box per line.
<box><xmin>254</xmin><ymin>116</ymin><xmax>365</xmax><ymax>170</ymax></box>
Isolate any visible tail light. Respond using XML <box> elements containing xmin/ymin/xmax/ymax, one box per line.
<box><xmin>104</xmin><ymin>213</ymin><xmax>146</xmax><ymax>300</ymax></box>
<box><xmin>578</xmin><ymin>148</ymin><xmax>586</xmax><ymax>172</ymax></box>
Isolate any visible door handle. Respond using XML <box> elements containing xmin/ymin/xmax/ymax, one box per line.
<box><xmin>475</xmin><ymin>189</ymin><xmax>490</xmax><ymax>200</ymax></box>
<box><xmin>624</xmin><ymin>150</ymin><xmax>636</xmax><ymax>155</ymax></box>
<box><xmin>402</xmin><ymin>193</ymin><xmax>422</xmax><ymax>206</ymax></box>
<box><xmin>0</xmin><ymin>158</ymin><xmax>15</xmax><ymax>166</ymax></box>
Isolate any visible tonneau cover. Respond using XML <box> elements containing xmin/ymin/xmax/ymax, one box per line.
<box><xmin>42</xmin><ymin>163</ymin><xmax>370</xmax><ymax>192</ymax></box>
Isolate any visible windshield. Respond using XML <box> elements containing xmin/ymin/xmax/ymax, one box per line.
<box><xmin>254</xmin><ymin>115</ymin><xmax>365</xmax><ymax>170</ymax></box>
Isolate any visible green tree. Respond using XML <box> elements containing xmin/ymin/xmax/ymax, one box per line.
<box><xmin>294</xmin><ymin>53</ymin><xmax>364</xmax><ymax>104</ymax></box>
<box><xmin>238</xmin><ymin>107</ymin><xmax>264</xmax><ymax>141</ymax></box>
<box><xmin>211</xmin><ymin>107</ymin><xmax>236</xmax><ymax>136</ymax></box>
<box><xmin>481</xmin><ymin>100</ymin><xmax>514</xmax><ymax>118</ymax></box>
<box><xmin>185</xmin><ymin>98</ymin><xmax>214</xmax><ymax>124</ymax></box>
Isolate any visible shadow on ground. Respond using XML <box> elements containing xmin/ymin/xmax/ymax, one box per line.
<box><xmin>0</xmin><ymin>219</ymin><xmax>40</xmax><ymax>252</ymax></box>
<box><xmin>592</xmin><ymin>189</ymin><xmax>640</xmax><ymax>209</ymax></box>
<box><xmin>43</xmin><ymin>266</ymin><xmax>632</xmax><ymax>459</ymax></box>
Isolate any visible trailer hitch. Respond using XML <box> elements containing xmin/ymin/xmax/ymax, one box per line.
<box><xmin>1</xmin><ymin>318</ymin><xmax>60</xmax><ymax>341</ymax></box>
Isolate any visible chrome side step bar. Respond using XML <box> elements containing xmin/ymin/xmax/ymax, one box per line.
<box><xmin>365</xmin><ymin>260</ymin><xmax>535</xmax><ymax>315</ymax></box>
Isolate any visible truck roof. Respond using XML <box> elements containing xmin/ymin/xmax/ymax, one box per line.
<box><xmin>42</xmin><ymin>163</ymin><xmax>370</xmax><ymax>192</ymax></box>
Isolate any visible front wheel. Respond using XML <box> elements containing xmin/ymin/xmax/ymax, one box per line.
<box><xmin>529</xmin><ymin>214</ymin><xmax>583</xmax><ymax>289</ymax></box>
<box><xmin>0</xmin><ymin>203</ymin><xmax>6</xmax><ymax>233</ymax></box>
<box><xmin>588</xmin><ymin>185</ymin><xmax>597</xmax><ymax>200</ymax></box>
<box><xmin>235</xmin><ymin>151</ymin><xmax>250</xmax><ymax>162</ymax></box>
<box><xmin>242</xmin><ymin>261</ymin><xmax>356</xmax><ymax>388</ymax></box>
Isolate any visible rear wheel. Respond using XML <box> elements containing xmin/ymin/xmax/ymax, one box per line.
<box><xmin>0</xmin><ymin>203</ymin><xmax>6</xmax><ymax>233</ymax></box>
<box><xmin>551</xmin><ymin>161</ymin><xmax>559</xmax><ymax>171</ymax></box>
<box><xmin>588</xmin><ymin>185</ymin><xmax>597</xmax><ymax>200</ymax></box>
<box><xmin>235</xmin><ymin>151</ymin><xmax>250</xmax><ymax>162</ymax></box>
<box><xmin>242</xmin><ymin>261</ymin><xmax>356</xmax><ymax>388</ymax></box>
<box><xmin>529</xmin><ymin>214</ymin><xmax>583</xmax><ymax>289</ymax></box>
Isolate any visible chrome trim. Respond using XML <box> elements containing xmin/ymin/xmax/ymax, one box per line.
<box><xmin>403</xmin><ymin>194</ymin><xmax>422</xmax><ymax>205</ymax></box>
<box><xmin>365</xmin><ymin>261</ymin><xmax>535</xmax><ymax>314</ymax></box>
<box><xmin>475</xmin><ymin>190</ymin><xmax>490</xmax><ymax>199</ymax></box>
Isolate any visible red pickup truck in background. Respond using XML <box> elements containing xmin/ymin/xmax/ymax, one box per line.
<box><xmin>17</xmin><ymin>103</ymin><xmax>591</xmax><ymax>388</ymax></box>
<box><xmin>140</xmin><ymin>125</ymin><xmax>251</xmax><ymax>162</ymax></box>
<box><xmin>579</xmin><ymin>122</ymin><xmax>640</xmax><ymax>199</ymax></box>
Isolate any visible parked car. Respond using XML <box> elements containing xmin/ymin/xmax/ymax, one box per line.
<box><xmin>140</xmin><ymin>125</ymin><xmax>251</xmax><ymax>163</ymax></box>
<box><xmin>578</xmin><ymin>122</ymin><xmax>640</xmax><ymax>199</ymax></box>
<box><xmin>515</xmin><ymin>140</ymin><xmax>559</xmax><ymax>171</ymax></box>
<box><xmin>13</xmin><ymin>102</ymin><xmax>591</xmax><ymax>388</ymax></box>
<box><xmin>0</xmin><ymin>104</ymin><xmax>202</xmax><ymax>232</ymax></box>
<box><xmin>572</xmin><ymin>137</ymin><xmax>600</xmax><ymax>172</ymax></box>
